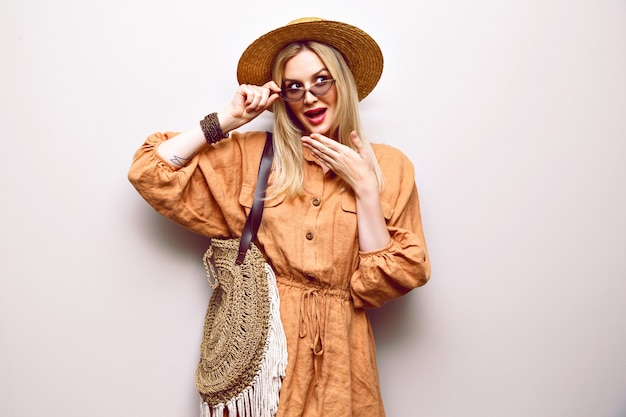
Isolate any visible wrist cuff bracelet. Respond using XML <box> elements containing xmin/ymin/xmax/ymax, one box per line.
<box><xmin>200</xmin><ymin>112</ymin><xmax>229</xmax><ymax>145</ymax></box>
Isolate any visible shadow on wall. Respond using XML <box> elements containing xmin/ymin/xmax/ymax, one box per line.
<box><xmin>141</xmin><ymin>207</ymin><xmax>211</xmax><ymax>261</ymax></box>
<box><xmin>368</xmin><ymin>290</ymin><xmax>425</xmax><ymax>350</ymax></box>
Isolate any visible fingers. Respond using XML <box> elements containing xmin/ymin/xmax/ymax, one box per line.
<box><xmin>307</xmin><ymin>133</ymin><xmax>336</xmax><ymax>152</ymax></box>
<box><xmin>308</xmin><ymin>132</ymin><xmax>363</xmax><ymax>159</ymax></box>
<box><xmin>239</xmin><ymin>82</ymin><xmax>281</xmax><ymax>114</ymax></box>
<box><xmin>240</xmin><ymin>85</ymin><xmax>267</xmax><ymax>112</ymax></box>
<box><xmin>301</xmin><ymin>135</ymin><xmax>332</xmax><ymax>173</ymax></box>
<box><xmin>303</xmin><ymin>132</ymin><xmax>370</xmax><ymax>165</ymax></box>
<box><xmin>349</xmin><ymin>131</ymin><xmax>366</xmax><ymax>156</ymax></box>
<box><xmin>302</xmin><ymin>134</ymin><xmax>338</xmax><ymax>160</ymax></box>
<box><xmin>264</xmin><ymin>80</ymin><xmax>282</xmax><ymax>94</ymax></box>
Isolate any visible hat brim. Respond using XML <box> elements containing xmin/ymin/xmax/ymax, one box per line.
<box><xmin>236</xmin><ymin>19</ymin><xmax>383</xmax><ymax>101</ymax></box>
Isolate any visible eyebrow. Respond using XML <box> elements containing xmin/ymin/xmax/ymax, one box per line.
<box><xmin>283</xmin><ymin>68</ymin><xmax>330</xmax><ymax>84</ymax></box>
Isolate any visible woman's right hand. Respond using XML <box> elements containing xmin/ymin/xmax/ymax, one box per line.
<box><xmin>220</xmin><ymin>81</ymin><xmax>282</xmax><ymax>131</ymax></box>
<box><xmin>156</xmin><ymin>81</ymin><xmax>281</xmax><ymax>170</ymax></box>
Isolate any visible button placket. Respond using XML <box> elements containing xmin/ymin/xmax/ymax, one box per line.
<box><xmin>302</xmin><ymin>166</ymin><xmax>324</xmax><ymax>279</ymax></box>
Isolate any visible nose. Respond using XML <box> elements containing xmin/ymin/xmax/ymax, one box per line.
<box><xmin>303</xmin><ymin>89</ymin><xmax>318</xmax><ymax>105</ymax></box>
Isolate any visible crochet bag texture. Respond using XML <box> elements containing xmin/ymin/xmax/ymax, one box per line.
<box><xmin>195</xmin><ymin>132</ymin><xmax>287</xmax><ymax>417</ymax></box>
<box><xmin>197</xmin><ymin>239</ymin><xmax>287</xmax><ymax>417</ymax></box>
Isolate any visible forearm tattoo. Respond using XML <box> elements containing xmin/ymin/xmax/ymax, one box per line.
<box><xmin>170</xmin><ymin>155</ymin><xmax>190</xmax><ymax>167</ymax></box>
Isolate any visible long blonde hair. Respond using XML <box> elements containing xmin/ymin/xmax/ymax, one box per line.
<box><xmin>267</xmin><ymin>41</ymin><xmax>384</xmax><ymax>198</ymax></box>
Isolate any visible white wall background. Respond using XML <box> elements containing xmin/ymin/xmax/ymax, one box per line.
<box><xmin>1</xmin><ymin>0</ymin><xmax>625</xmax><ymax>416</ymax></box>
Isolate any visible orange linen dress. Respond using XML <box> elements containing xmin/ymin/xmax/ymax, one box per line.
<box><xmin>128</xmin><ymin>130</ymin><xmax>431</xmax><ymax>416</ymax></box>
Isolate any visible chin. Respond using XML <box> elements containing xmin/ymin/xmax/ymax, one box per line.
<box><xmin>308</xmin><ymin>126</ymin><xmax>331</xmax><ymax>136</ymax></box>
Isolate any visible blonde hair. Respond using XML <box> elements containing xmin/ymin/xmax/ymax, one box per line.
<box><xmin>267</xmin><ymin>41</ymin><xmax>384</xmax><ymax>198</ymax></box>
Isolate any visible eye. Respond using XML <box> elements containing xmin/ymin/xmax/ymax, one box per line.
<box><xmin>315</xmin><ymin>75</ymin><xmax>330</xmax><ymax>84</ymax></box>
<box><xmin>285</xmin><ymin>81</ymin><xmax>303</xmax><ymax>90</ymax></box>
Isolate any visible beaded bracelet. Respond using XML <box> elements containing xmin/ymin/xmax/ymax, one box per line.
<box><xmin>200</xmin><ymin>112</ymin><xmax>229</xmax><ymax>145</ymax></box>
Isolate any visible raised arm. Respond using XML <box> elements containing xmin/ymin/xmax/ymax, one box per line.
<box><xmin>157</xmin><ymin>82</ymin><xmax>281</xmax><ymax>169</ymax></box>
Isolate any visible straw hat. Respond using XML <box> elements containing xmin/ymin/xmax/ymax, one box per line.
<box><xmin>236</xmin><ymin>17</ymin><xmax>384</xmax><ymax>101</ymax></box>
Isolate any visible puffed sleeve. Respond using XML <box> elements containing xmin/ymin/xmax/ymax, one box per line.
<box><xmin>127</xmin><ymin>130</ymin><xmax>267</xmax><ymax>238</ymax></box>
<box><xmin>350</xmin><ymin>144</ymin><xmax>431</xmax><ymax>309</ymax></box>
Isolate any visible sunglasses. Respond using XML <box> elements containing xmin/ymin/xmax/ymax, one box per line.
<box><xmin>280</xmin><ymin>79</ymin><xmax>336</xmax><ymax>102</ymax></box>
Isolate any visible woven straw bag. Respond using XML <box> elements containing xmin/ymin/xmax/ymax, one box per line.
<box><xmin>196</xmin><ymin>133</ymin><xmax>287</xmax><ymax>417</ymax></box>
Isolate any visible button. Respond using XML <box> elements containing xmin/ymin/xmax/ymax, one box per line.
<box><xmin>306</xmin><ymin>232</ymin><xmax>314</xmax><ymax>240</ymax></box>
<box><xmin>312</xmin><ymin>197</ymin><xmax>321</xmax><ymax>206</ymax></box>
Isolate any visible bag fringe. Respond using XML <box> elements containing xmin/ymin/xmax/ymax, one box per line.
<box><xmin>201</xmin><ymin>264</ymin><xmax>287</xmax><ymax>417</ymax></box>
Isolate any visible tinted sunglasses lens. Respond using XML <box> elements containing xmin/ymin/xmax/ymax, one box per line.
<box><xmin>281</xmin><ymin>80</ymin><xmax>335</xmax><ymax>102</ymax></box>
<box><xmin>282</xmin><ymin>89</ymin><xmax>304</xmax><ymax>101</ymax></box>
<box><xmin>310</xmin><ymin>80</ymin><xmax>334</xmax><ymax>96</ymax></box>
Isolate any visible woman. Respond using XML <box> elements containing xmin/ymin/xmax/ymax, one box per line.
<box><xmin>129</xmin><ymin>17</ymin><xmax>431</xmax><ymax>417</ymax></box>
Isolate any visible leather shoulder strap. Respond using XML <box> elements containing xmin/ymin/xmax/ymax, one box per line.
<box><xmin>236</xmin><ymin>132</ymin><xmax>274</xmax><ymax>265</ymax></box>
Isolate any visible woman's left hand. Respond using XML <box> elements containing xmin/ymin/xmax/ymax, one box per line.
<box><xmin>301</xmin><ymin>131</ymin><xmax>378</xmax><ymax>198</ymax></box>
<box><xmin>302</xmin><ymin>131</ymin><xmax>391</xmax><ymax>251</ymax></box>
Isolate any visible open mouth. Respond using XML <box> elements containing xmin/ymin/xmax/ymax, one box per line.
<box><xmin>304</xmin><ymin>108</ymin><xmax>327</xmax><ymax>124</ymax></box>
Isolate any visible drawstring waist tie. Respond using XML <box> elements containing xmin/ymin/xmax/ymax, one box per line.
<box><xmin>276</xmin><ymin>277</ymin><xmax>351</xmax><ymax>383</ymax></box>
